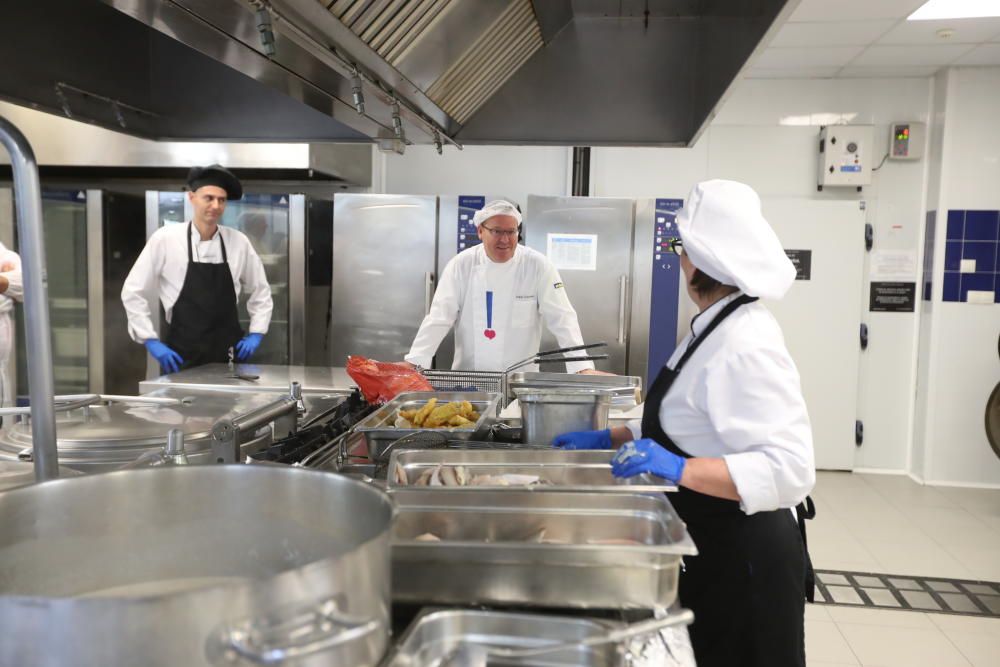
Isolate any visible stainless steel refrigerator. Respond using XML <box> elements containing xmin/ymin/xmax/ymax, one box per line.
<box><xmin>0</xmin><ymin>187</ymin><xmax>147</xmax><ymax>398</ymax></box>
<box><xmin>329</xmin><ymin>194</ymin><xmax>438</xmax><ymax>365</ymax></box>
<box><xmin>523</xmin><ymin>195</ymin><xmax>636</xmax><ymax>374</ymax></box>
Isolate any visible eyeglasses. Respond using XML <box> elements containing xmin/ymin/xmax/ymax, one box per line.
<box><xmin>665</xmin><ymin>237</ymin><xmax>683</xmax><ymax>255</ymax></box>
<box><xmin>480</xmin><ymin>225</ymin><xmax>519</xmax><ymax>239</ymax></box>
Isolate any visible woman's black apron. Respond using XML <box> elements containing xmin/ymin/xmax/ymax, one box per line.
<box><xmin>162</xmin><ymin>223</ymin><xmax>244</xmax><ymax>371</ymax></box>
<box><xmin>642</xmin><ymin>294</ymin><xmax>813</xmax><ymax>667</ymax></box>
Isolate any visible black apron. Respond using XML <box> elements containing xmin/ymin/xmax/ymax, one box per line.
<box><xmin>642</xmin><ymin>294</ymin><xmax>812</xmax><ymax>667</ymax></box>
<box><xmin>162</xmin><ymin>223</ymin><xmax>244</xmax><ymax>371</ymax></box>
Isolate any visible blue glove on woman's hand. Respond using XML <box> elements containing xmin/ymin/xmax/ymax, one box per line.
<box><xmin>611</xmin><ymin>438</ymin><xmax>687</xmax><ymax>484</ymax></box>
<box><xmin>551</xmin><ymin>429</ymin><xmax>612</xmax><ymax>450</ymax></box>
<box><xmin>144</xmin><ymin>339</ymin><xmax>183</xmax><ymax>374</ymax></box>
<box><xmin>235</xmin><ymin>333</ymin><xmax>264</xmax><ymax>361</ymax></box>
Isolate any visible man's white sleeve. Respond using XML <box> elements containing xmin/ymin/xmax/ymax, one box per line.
<box><xmin>405</xmin><ymin>260</ymin><xmax>461</xmax><ymax>368</ymax></box>
<box><xmin>705</xmin><ymin>345</ymin><xmax>815</xmax><ymax>515</ymax></box>
<box><xmin>121</xmin><ymin>237</ymin><xmax>162</xmax><ymax>343</ymax></box>
<box><xmin>537</xmin><ymin>264</ymin><xmax>594</xmax><ymax>372</ymax></box>
<box><xmin>242</xmin><ymin>243</ymin><xmax>273</xmax><ymax>335</ymax></box>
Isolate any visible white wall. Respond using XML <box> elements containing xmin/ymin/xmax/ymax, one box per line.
<box><xmin>590</xmin><ymin>78</ymin><xmax>932</xmax><ymax>474</ymax></box>
<box><xmin>376</xmin><ymin>144</ymin><xmax>571</xmax><ymax>206</ymax></box>
<box><xmin>916</xmin><ymin>67</ymin><xmax>1000</xmax><ymax>487</ymax></box>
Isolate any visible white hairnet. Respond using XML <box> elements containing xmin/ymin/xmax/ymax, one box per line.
<box><xmin>677</xmin><ymin>180</ymin><xmax>796</xmax><ymax>300</ymax></box>
<box><xmin>472</xmin><ymin>200</ymin><xmax>522</xmax><ymax>227</ymax></box>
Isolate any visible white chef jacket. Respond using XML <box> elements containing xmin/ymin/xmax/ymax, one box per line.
<box><xmin>405</xmin><ymin>244</ymin><xmax>594</xmax><ymax>372</ymax></box>
<box><xmin>0</xmin><ymin>242</ymin><xmax>23</xmax><ymax>407</ymax></box>
<box><xmin>628</xmin><ymin>292</ymin><xmax>815</xmax><ymax>515</ymax></box>
<box><xmin>120</xmin><ymin>222</ymin><xmax>273</xmax><ymax>343</ymax></box>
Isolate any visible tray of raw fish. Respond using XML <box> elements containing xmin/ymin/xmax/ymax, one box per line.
<box><xmin>388</xmin><ymin>488</ymin><xmax>696</xmax><ymax>609</ymax></box>
<box><xmin>386</xmin><ymin>448</ymin><xmax>678</xmax><ymax>492</ymax></box>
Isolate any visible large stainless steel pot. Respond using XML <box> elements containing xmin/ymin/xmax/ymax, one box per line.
<box><xmin>0</xmin><ymin>389</ymin><xmax>288</xmax><ymax>472</ymax></box>
<box><xmin>0</xmin><ymin>466</ymin><xmax>393</xmax><ymax>666</ymax></box>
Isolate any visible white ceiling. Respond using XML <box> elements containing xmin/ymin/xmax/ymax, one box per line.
<box><xmin>747</xmin><ymin>0</ymin><xmax>1000</xmax><ymax>79</ymax></box>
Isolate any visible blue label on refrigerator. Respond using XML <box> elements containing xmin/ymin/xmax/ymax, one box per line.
<box><xmin>457</xmin><ymin>195</ymin><xmax>485</xmax><ymax>253</ymax></box>
<box><xmin>648</xmin><ymin>198</ymin><xmax>683</xmax><ymax>387</ymax></box>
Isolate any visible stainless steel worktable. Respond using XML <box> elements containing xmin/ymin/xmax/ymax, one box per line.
<box><xmin>139</xmin><ymin>364</ymin><xmax>356</xmax><ymax>396</ymax></box>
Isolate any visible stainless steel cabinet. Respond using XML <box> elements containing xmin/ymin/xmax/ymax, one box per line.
<box><xmin>524</xmin><ymin>195</ymin><xmax>635</xmax><ymax>374</ymax></box>
<box><xmin>329</xmin><ymin>194</ymin><xmax>438</xmax><ymax>365</ymax></box>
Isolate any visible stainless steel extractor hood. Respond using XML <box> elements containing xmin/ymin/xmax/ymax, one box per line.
<box><xmin>1</xmin><ymin>0</ymin><xmax>794</xmax><ymax>148</ymax></box>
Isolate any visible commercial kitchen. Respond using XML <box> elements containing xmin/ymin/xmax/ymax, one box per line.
<box><xmin>0</xmin><ymin>0</ymin><xmax>999</xmax><ymax>665</ymax></box>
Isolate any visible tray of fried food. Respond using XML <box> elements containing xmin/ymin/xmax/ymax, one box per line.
<box><xmin>395</xmin><ymin>398</ymin><xmax>481</xmax><ymax>429</ymax></box>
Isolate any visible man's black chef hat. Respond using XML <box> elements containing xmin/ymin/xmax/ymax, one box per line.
<box><xmin>186</xmin><ymin>164</ymin><xmax>243</xmax><ymax>201</ymax></box>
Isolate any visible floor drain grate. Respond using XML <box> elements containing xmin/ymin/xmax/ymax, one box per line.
<box><xmin>813</xmin><ymin>570</ymin><xmax>1000</xmax><ymax>617</ymax></box>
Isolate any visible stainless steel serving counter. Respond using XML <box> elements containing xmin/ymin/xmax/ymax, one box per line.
<box><xmin>139</xmin><ymin>363</ymin><xmax>356</xmax><ymax>396</ymax></box>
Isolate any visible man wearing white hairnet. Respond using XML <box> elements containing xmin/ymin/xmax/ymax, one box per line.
<box><xmin>553</xmin><ymin>180</ymin><xmax>816</xmax><ymax>666</ymax></box>
<box><xmin>405</xmin><ymin>199</ymin><xmax>597</xmax><ymax>373</ymax></box>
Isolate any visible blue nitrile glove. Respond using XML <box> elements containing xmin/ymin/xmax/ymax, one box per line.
<box><xmin>611</xmin><ymin>439</ymin><xmax>687</xmax><ymax>484</ymax></box>
<box><xmin>144</xmin><ymin>339</ymin><xmax>183</xmax><ymax>374</ymax></box>
<box><xmin>235</xmin><ymin>333</ymin><xmax>264</xmax><ymax>361</ymax></box>
<box><xmin>551</xmin><ymin>429</ymin><xmax>612</xmax><ymax>450</ymax></box>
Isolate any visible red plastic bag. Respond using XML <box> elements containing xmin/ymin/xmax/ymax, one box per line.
<box><xmin>346</xmin><ymin>355</ymin><xmax>434</xmax><ymax>404</ymax></box>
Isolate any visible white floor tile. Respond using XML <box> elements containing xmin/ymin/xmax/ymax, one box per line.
<box><xmin>942</xmin><ymin>544</ymin><xmax>1000</xmax><ymax>582</ymax></box>
<box><xmin>927</xmin><ymin>613</ymin><xmax>1000</xmax><ymax>635</ymax></box>
<box><xmin>941</xmin><ymin>631</ymin><xmax>1000</xmax><ymax>667</ymax></box>
<box><xmin>805</xmin><ymin>603</ymin><xmax>832</xmax><ymax>621</ymax></box>
<box><xmin>805</xmin><ymin>620</ymin><xmax>860</xmax><ymax>665</ymax></box>
<box><xmin>862</xmin><ymin>539</ymin><xmax>975</xmax><ymax>579</ymax></box>
<box><xmin>905</xmin><ymin>507</ymin><xmax>1000</xmax><ymax>548</ymax></box>
<box><xmin>836</xmin><ymin>623</ymin><xmax>973</xmax><ymax>667</ymax></box>
<box><xmin>825</xmin><ymin>606</ymin><xmax>935</xmax><ymax>629</ymax></box>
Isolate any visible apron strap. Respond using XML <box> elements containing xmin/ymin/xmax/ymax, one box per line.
<box><xmin>187</xmin><ymin>222</ymin><xmax>229</xmax><ymax>264</ymax></box>
<box><xmin>674</xmin><ymin>294</ymin><xmax>758</xmax><ymax>374</ymax></box>
<box><xmin>796</xmin><ymin>496</ymin><xmax>817</xmax><ymax>603</ymax></box>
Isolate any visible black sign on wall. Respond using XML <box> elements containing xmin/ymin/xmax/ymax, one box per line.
<box><xmin>785</xmin><ymin>249</ymin><xmax>812</xmax><ymax>280</ymax></box>
<box><xmin>870</xmin><ymin>282</ymin><xmax>916</xmax><ymax>312</ymax></box>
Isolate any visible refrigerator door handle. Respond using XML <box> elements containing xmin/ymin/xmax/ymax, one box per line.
<box><xmin>617</xmin><ymin>274</ymin><xmax>628</xmax><ymax>344</ymax></box>
<box><xmin>424</xmin><ymin>272</ymin><xmax>435</xmax><ymax>316</ymax></box>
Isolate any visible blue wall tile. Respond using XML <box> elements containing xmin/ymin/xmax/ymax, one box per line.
<box><xmin>961</xmin><ymin>241</ymin><xmax>998</xmax><ymax>273</ymax></box>
<box><xmin>960</xmin><ymin>273</ymin><xmax>995</xmax><ymax>301</ymax></box>
<box><xmin>944</xmin><ymin>241</ymin><xmax>962</xmax><ymax>270</ymax></box>
<box><xmin>946</xmin><ymin>210</ymin><xmax>964</xmax><ymax>240</ymax></box>
<box><xmin>943</xmin><ymin>272</ymin><xmax>961</xmax><ymax>302</ymax></box>
<box><xmin>964</xmin><ymin>210</ymin><xmax>999</xmax><ymax>241</ymax></box>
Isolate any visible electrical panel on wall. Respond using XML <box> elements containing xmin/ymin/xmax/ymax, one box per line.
<box><xmin>888</xmin><ymin>122</ymin><xmax>925</xmax><ymax>161</ymax></box>
<box><xmin>817</xmin><ymin>125</ymin><xmax>874</xmax><ymax>190</ymax></box>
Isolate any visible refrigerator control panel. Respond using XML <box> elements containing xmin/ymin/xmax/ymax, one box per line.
<box><xmin>457</xmin><ymin>195</ymin><xmax>485</xmax><ymax>252</ymax></box>
<box><xmin>648</xmin><ymin>198</ymin><xmax>683</xmax><ymax>382</ymax></box>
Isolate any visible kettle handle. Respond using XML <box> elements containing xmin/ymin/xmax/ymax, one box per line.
<box><xmin>207</xmin><ymin>597</ymin><xmax>383</xmax><ymax>665</ymax></box>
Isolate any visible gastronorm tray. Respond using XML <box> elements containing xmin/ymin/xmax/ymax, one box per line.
<box><xmin>386</xmin><ymin>448</ymin><xmax>678</xmax><ymax>493</ymax></box>
<box><xmin>381</xmin><ymin>608</ymin><xmax>622</xmax><ymax>666</ymax></box>
<box><xmin>353</xmin><ymin>391</ymin><xmax>500</xmax><ymax>460</ymax></box>
<box><xmin>506</xmin><ymin>371</ymin><xmax>642</xmax><ymax>407</ymax></box>
<box><xmin>388</xmin><ymin>488</ymin><xmax>696</xmax><ymax>609</ymax></box>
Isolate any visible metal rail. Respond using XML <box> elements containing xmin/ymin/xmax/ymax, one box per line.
<box><xmin>0</xmin><ymin>116</ymin><xmax>57</xmax><ymax>482</ymax></box>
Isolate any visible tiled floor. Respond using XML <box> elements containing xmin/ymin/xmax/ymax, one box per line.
<box><xmin>805</xmin><ymin>471</ymin><xmax>1000</xmax><ymax>666</ymax></box>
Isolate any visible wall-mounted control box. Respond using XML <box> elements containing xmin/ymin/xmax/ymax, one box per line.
<box><xmin>888</xmin><ymin>121</ymin><xmax>925</xmax><ymax>161</ymax></box>
<box><xmin>818</xmin><ymin>125</ymin><xmax>874</xmax><ymax>190</ymax></box>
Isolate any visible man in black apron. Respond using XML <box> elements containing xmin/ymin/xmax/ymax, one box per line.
<box><xmin>554</xmin><ymin>180</ymin><xmax>816</xmax><ymax>667</ymax></box>
<box><xmin>121</xmin><ymin>165</ymin><xmax>273</xmax><ymax>374</ymax></box>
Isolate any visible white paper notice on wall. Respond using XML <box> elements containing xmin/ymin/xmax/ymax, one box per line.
<box><xmin>870</xmin><ymin>249</ymin><xmax>917</xmax><ymax>281</ymax></box>
<box><xmin>547</xmin><ymin>233</ymin><xmax>598</xmax><ymax>271</ymax></box>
